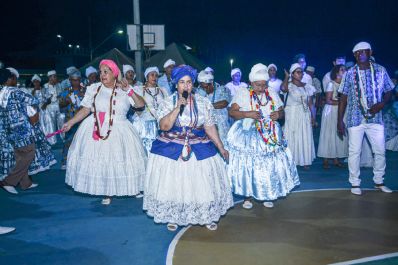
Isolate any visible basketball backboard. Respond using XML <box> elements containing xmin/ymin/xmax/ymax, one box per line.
<box><xmin>127</xmin><ymin>24</ymin><xmax>165</xmax><ymax>51</ymax></box>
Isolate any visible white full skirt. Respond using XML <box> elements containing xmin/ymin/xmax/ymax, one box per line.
<box><xmin>143</xmin><ymin>153</ymin><xmax>234</xmax><ymax>226</ymax></box>
<box><xmin>65</xmin><ymin>115</ymin><xmax>147</xmax><ymax>196</ymax></box>
<box><xmin>284</xmin><ymin>105</ymin><xmax>316</xmax><ymax>166</ymax></box>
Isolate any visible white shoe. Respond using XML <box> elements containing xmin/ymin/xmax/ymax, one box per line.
<box><xmin>206</xmin><ymin>222</ymin><xmax>218</xmax><ymax>231</ymax></box>
<box><xmin>263</xmin><ymin>202</ymin><xmax>274</xmax><ymax>208</ymax></box>
<box><xmin>0</xmin><ymin>226</ymin><xmax>15</xmax><ymax>235</ymax></box>
<box><xmin>167</xmin><ymin>223</ymin><xmax>178</xmax><ymax>231</ymax></box>
<box><xmin>26</xmin><ymin>183</ymin><xmax>38</xmax><ymax>190</ymax></box>
<box><xmin>375</xmin><ymin>185</ymin><xmax>393</xmax><ymax>193</ymax></box>
<box><xmin>61</xmin><ymin>165</ymin><xmax>66</xmax><ymax>170</ymax></box>
<box><xmin>351</xmin><ymin>187</ymin><xmax>362</xmax><ymax>196</ymax></box>
<box><xmin>2</xmin><ymin>186</ymin><xmax>18</xmax><ymax>194</ymax></box>
<box><xmin>135</xmin><ymin>193</ymin><xmax>144</xmax><ymax>198</ymax></box>
<box><xmin>101</xmin><ymin>198</ymin><xmax>111</xmax><ymax>205</ymax></box>
<box><xmin>242</xmin><ymin>200</ymin><xmax>253</xmax><ymax>209</ymax></box>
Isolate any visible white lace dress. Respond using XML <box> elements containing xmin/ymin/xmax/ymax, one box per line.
<box><xmin>143</xmin><ymin>93</ymin><xmax>234</xmax><ymax>226</ymax></box>
<box><xmin>283</xmin><ymin>83</ymin><xmax>316</xmax><ymax>166</ymax></box>
<box><xmin>65</xmin><ymin>83</ymin><xmax>147</xmax><ymax>196</ymax></box>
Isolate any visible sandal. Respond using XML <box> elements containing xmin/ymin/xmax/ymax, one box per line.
<box><xmin>101</xmin><ymin>197</ymin><xmax>111</xmax><ymax>205</ymax></box>
<box><xmin>167</xmin><ymin>223</ymin><xmax>178</xmax><ymax>231</ymax></box>
<box><xmin>242</xmin><ymin>200</ymin><xmax>253</xmax><ymax>209</ymax></box>
<box><xmin>323</xmin><ymin>161</ymin><xmax>330</xmax><ymax>169</ymax></box>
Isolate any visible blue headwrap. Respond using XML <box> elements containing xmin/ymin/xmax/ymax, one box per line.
<box><xmin>171</xmin><ymin>65</ymin><xmax>197</xmax><ymax>88</ymax></box>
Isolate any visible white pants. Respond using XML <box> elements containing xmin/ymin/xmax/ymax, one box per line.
<box><xmin>347</xmin><ymin>123</ymin><xmax>386</xmax><ymax>186</ymax></box>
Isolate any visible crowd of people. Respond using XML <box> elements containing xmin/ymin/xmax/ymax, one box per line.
<box><xmin>1</xmin><ymin>41</ymin><xmax>397</xmax><ymax>234</ymax></box>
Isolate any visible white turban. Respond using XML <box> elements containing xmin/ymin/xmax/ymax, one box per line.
<box><xmin>163</xmin><ymin>59</ymin><xmax>176</xmax><ymax>68</ymax></box>
<box><xmin>352</xmin><ymin>42</ymin><xmax>371</xmax><ymax>53</ymax></box>
<box><xmin>85</xmin><ymin>66</ymin><xmax>97</xmax><ymax>78</ymax></box>
<box><xmin>66</xmin><ymin>66</ymin><xmax>78</xmax><ymax>75</ymax></box>
<box><xmin>249</xmin><ymin>63</ymin><xmax>269</xmax><ymax>82</ymax></box>
<box><xmin>268</xmin><ymin>64</ymin><xmax>277</xmax><ymax>71</ymax></box>
<box><xmin>306</xmin><ymin>66</ymin><xmax>315</xmax><ymax>72</ymax></box>
<box><xmin>144</xmin><ymin>67</ymin><xmax>159</xmax><ymax>80</ymax></box>
<box><xmin>31</xmin><ymin>74</ymin><xmax>41</xmax><ymax>82</ymax></box>
<box><xmin>230</xmin><ymin>68</ymin><xmax>241</xmax><ymax>77</ymax></box>
<box><xmin>204</xmin><ymin>67</ymin><xmax>214</xmax><ymax>73</ymax></box>
<box><xmin>47</xmin><ymin>70</ymin><xmax>56</xmax><ymax>77</ymax></box>
<box><xmin>197</xmin><ymin>70</ymin><xmax>214</xmax><ymax>83</ymax></box>
<box><xmin>289</xmin><ymin>63</ymin><xmax>302</xmax><ymax>75</ymax></box>
<box><xmin>6</xmin><ymin>67</ymin><xmax>19</xmax><ymax>79</ymax></box>
<box><xmin>122</xmin><ymin>64</ymin><xmax>135</xmax><ymax>76</ymax></box>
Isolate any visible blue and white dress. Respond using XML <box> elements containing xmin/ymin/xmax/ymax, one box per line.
<box><xmin>226</xmin><ymin>88</ymin><xmax>300</xmax><ymax>201</ymax></box>
<box><xmin>197</xmin><ymin>85</ymin><xmax>231</xmax><ymax>144</ymax></box>
<box><xmin>129</xmin><ymin>86</ymin><xmax>168</xmax><ymax>154</ymax></box>
<box><xmin>143</xmin><ymin>93</ymin><xmax>233</xmax><ymax>226</ymax></box>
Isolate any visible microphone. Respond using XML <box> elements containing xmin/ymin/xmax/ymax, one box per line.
<box><xmin>179</xmin><ymin>91</ymin><xmax>188</xmax><ymax>116</ymax></box>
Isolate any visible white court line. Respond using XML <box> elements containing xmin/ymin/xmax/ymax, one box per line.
<box><xmin>329</xmin><ymin>252</ymin><xmax>398</xmax><ymax>265</ymax></box>
<box><xmin>165</xmin><ymin>189</ymin><xmax>397</xmax><ymax>265</ymax></box>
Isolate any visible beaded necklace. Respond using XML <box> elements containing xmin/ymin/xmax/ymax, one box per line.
<box><xmin>173</xmin><ymin>92</ymin><xmax>199</xmax><ymax>161</ymax></box>
<box><xmin>143</xmin><ymin>85</ymin><xmax>165</xmax><ymax>118</ymax></box>
<box><xmin>249</xmin><ymin>87</ymin><xmax>282</xmax><ymax>146</ymax></box>
<box><xmin>353</xmin><ymin>62</ymin><xmax>378</xmax><ymax>121</ymax></box>
<box><xmin>92</xmin><ymin>84</ymin><xmax>117</xmax><ymax>140</ymax></box>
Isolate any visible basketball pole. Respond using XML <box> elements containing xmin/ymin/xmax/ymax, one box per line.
<box><xmin>133</xmin><ymin>0</ymin><xmax>143</xmax><ymax>82</ymax></box>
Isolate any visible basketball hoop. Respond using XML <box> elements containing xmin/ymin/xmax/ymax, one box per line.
<box><xmin>144</xmin><ymin>44</ymin><xmax>155</xmax><ymax>60</ymax></box>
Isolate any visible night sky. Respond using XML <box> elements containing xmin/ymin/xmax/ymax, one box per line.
<box><xmin>1</xmin><ymin>0</ymin><xmax>397</xmax><ymax>81</ymax></box>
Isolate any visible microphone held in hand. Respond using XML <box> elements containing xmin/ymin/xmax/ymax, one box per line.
<box><xmin>179</xmin><ymin>91</ymin><xmax>189</xmax><ymax>116</ymax></box>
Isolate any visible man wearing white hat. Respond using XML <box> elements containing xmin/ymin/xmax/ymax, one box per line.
<box><xmin>84</xmin><ymin>66</ymin><xmax>98</xmax><ymax>87</ymax></box>
<box><xmin>157</xmin><ymin>59</ymin><xmax>175</xmax><ymax>95</ymax></box>
<box><xmin>196</xmin><ymin>70</ymin><xmax>231</xmax><ymax>143</ymax></box>
<box><xmin>338</xmin><ymin>41</ymin><xmax>394</xmax><ymax>195</ymax></box>
<box><xmin>43</xmin><ymin>70</ymin><xmax>63</xmax><ymax>145</ymax></box>
<box><xmin>60</xmin><ymin>66</ymin><xmax>79</xmax><ymax>89</ymax></box>
<box><xmin>123</xmin><ymin>64</ymin><xmax>142</xmax><ymax>87</ymax></box>
<box><xmin>225</xmin><ymin>68</ymin><xmax>248</xmax><ymax>98</ymax></box>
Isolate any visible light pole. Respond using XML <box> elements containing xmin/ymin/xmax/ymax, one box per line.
<box><xmin>90</xmin><ymin>29</ymin><xmax>124</xmax><ymax>60</ymax></box>
<box><xmin>230</xmin><ymin>59</ymin><xmax>234</xmax><ymax>70</ymax></box>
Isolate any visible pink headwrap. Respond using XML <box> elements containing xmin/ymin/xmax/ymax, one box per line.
<box><xmin>99</xmin><ymin>59</ymin><xmax>120</xmax><ymax>78</ymax></box>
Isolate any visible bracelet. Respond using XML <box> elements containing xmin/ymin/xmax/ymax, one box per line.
<box><xmin>128</xmin><ymin>89</ymin><xmax>135</xmax><ymax>97</ymax></box>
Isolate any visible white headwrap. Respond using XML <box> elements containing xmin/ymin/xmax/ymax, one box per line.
<box><xmin>268</xmin><ymin>64</ymin><xmax>277</xmax><ymax>71</ymax></box>
<box><xmin>144</xmin><ymin>67</ymin><xmax>159</xmax><ymax>80</ymax></box>
<box><xmin>163</xmin><ymin>59</ymin><xmax>176</xmax><ymax>68</ymax></box>
<box><xmin>230</xmin><ymin>68</ymin><xmax>241</xmax><ymax>77</ymax></box>
<box><xmin>352</xmin><ymin>42</ymin><xmax>371</xmax><ymax>53</ymax></box>
<box><xmin>289</xmin><ymin>63</ymin><xmax>302</xmax><ymax>75</ymax></box>
<box><xmin>204</xmin><ymin>67</ymin><xmax>214</xmax><ymax>73</ymax></box>
<box><xmin>31</xmin><ymin>74</ymin><xmax>41</xmax><ymax>82</ymax></box>
<box><xmin>85</xmin><ymin>66</ymin><xmax>97</xmax><ymax>78</ymax></box>
<box><xmin>6</xmin><ymin>67</ymin><xmax>19</xmax><ymax>79</ymax></box>
<box><xmin>122</xmin><ymin>64</ymin><xmax>135</xmax><ymax>76</ymax></box>
<box><xmin>47</xmin><ymin>70</ymin><xmax>56</xmax><ymax>77</ymax></box>
<box><xmin>197</xmin><ymin>70</ymin><xmax>214</xmax><ymax>83</ymax></box>
<box><xmin>249</xmin><ymin>63</ymin><xmax>269</xmax><ymax>82</ymax></box>
<box><xmin>66</xmin><ymin>66</ymin><xmax>78</xmax><ymax>75</ymax></box>
<box><xmin>306</xmin><ymin>66</ymin><xmax>315</xmax><ymax>72</ymax></box>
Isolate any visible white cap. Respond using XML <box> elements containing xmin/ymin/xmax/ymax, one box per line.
<box><xmin>268</xmin><ymin>64</ymin><xmax>277</xmax><ymax>71</ymax></box>
<box><xmin>249</xmin><ymin>63</ymin><xmax>269</xmax><ymax>82</ymax></box>
<box><xmin>352</xmin><ymin>41</ymin><xmax>372</xmax><ymax>53</ymax></box>
<box><xmin>47</xmin><ymin>70</ymin><xmax>56</xmax><ymax>77</ymax></box>
<box><xmin>231</xmin><ymin>68</ymin><xmax>241</xmax><ymax>77</ymax></box>
<box><xmin>163</xmin><ymin>59</ymin><xmax>176</xmax><ymax>68</ymax></box>
<box><xmin>85</xmin><ymin>66</ymin><xmax>97</xmax><ymax>78</ymax></box>
<box><xmin>31</xmin><ymin>74</ymin><xmax>41</xmax><ymax>82</ymax></box>
<box><xmin>122</xmin><ymin>64</ymin><xmax>135</xmax><ymax>75</ymax></box>
<box><xmin>66</xmin><ymin>66</ymin><xmax>78</xmax><ymax>75</ymax></box>
<box><xmin>144</xmin><ymin>67</ymin><xmax>159</xmax><ymax>80</ymax></box>
<box><xmin>306</xmin><ymin>66</ymin><xmax>315</xmax><ymax>72</ymax></box>
<box><xmin>197</xmin><ymin>70</ymin><xmax>214</xmax><ymax>83</ymax></box>
<box><xmin>204</xmin><ymin>67</ymin><xmax>214</xmax><ymax>73</ymax></box>
<box><xmin>289</xmin><ymin>63</ymin><xmax>302</xmax><ymax>75</ymax></box>
<box><xmin>6</xmin><ymin>67</ymin><xmax>19</xmax><ymax>79</ymax></box>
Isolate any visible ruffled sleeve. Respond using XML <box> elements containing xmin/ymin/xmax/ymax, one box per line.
<box><xmin>80</xmin><ymin>83</ymin><xmax>100</xmax><ymax>109</ymax></box>
<box><xmin>230</xmin><ymin>88</ymin><xmax>250</xmax><ymax>110</ymax></box>
<box><xmin>156</xmin><ymin>94</ymin><xmax>175</xmax><ymax>122</ymax></box>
